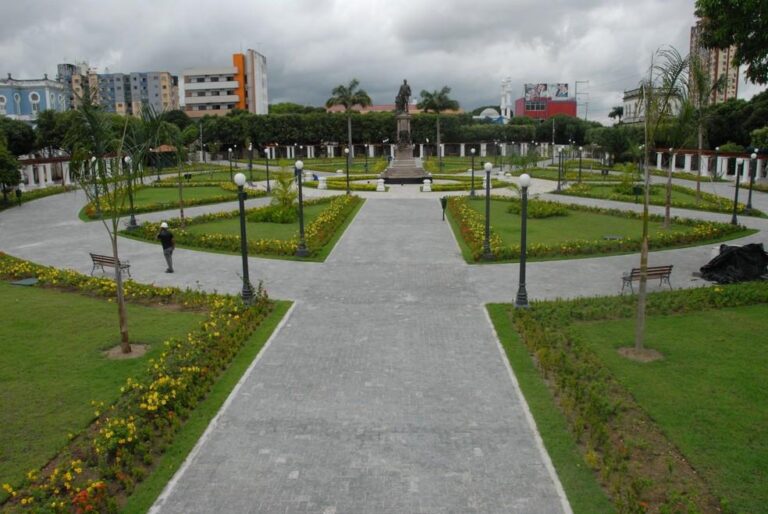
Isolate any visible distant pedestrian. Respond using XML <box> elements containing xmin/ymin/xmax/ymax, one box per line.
<box><xmin>15</xmin><ymin>188</ymin><xmax>22</xmax><ymax>206</ymax></box>
<box><xmin>157</xmin><ymin>222</ymin><xmax>175</xmax><ymax>273</ymax></box>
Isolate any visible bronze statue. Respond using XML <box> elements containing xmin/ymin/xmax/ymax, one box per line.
<box><xmin>395</xmin><ymin>79</ymin><xmax>411</xmax><ymax>113</ymax></box>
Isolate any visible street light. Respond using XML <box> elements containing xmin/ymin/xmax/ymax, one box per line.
<box><xmin>248</xmin><ymin>143</ymin><xmax>254</xmax><ymax>181</ymax></box>
<box><xmin>714</xmin><ymin>146</ymin><xmax>720</xmax><ymax>178</ymax></box>
<box><xmin>731</xmin><ymin>158</ymin><xmax>742</xmax><ymax>225</ymax></box>
<box><xmin>233</xmin><ymin>172</ymin><xmax>255</xmax><ymax>305</ymax></box>
<box><xmin>470</xmin><ymin>147</ymin><xmax>477</xmax><ymax>197</ymax></box>
<box><xmin>746</xmin><ymin>151</ymin><xmax>757</xmax><ymax>215</ymax></box>
<box><xmin>578</xmin><ymin>146</ymin><xmax>583</xmax><ymax>184</ymax></box>
<box><xmin>426</xmin><ymin>138</ymin><xmax>430</xmax><ymax>160</ymax></box>
<box><xmin>264</xmin><ymin>146</ymin><xmax>271</xmax><ymax>193</ymax></box>
<box><xmin>482</xmin><ymin>162</ymin><xmax>493</xmax><ymax>260</ymax></box>
<box><xmin>364</xmin><ymin>143</ymin><xmax>369</xmax><ymax>172</ymax></box>
<box><xmin>557</xmin><ymin>147</ymin><xmax>563</xmax><ymax>192</ymax></box>
<box><xmin>124</xmin><ymin>155</ymin><xmax>138</xmax><ymax>230</ymax></box>
<box><xmin>233</xmin><ymin>144</ymin><xmax>238</xmax><ymax>166</ymax></box>
<box><xmin>515</xmin><ymin>173</ymin><xmax>531</xmax><ymax>308</ymax></box>
<box><xmin>294</xmin><ymin>160</ymin><xmax>309</xmax><ymax>257</ymax></box>
<box><xmin>228</xmin><ymin>147</ymin><xmax>233</xmax><ymax>181</ymax></box>
<box><xmin>344</xmin><ymin>147</ymin><xmax>350</xmax><ymax>195</ymax></box>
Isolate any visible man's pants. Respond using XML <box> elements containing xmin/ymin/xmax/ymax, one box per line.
<box><xmin>163</xmin><ymin>247</ymin><xmax>174</xmax><ymax>271</ymax></box>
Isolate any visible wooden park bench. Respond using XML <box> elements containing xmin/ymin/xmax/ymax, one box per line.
<box><xmin>89</xmin><ymin>252</ymin><xmax>131</xmax><ymax>278</ymax></box>
<box><xmin>621</xmin><ymin>265</ymin><xmax>673</xmax><ymax>293</ymax></box>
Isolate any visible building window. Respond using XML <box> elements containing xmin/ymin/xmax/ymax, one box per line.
<box><xmin>210</xmin><ymin>77</ymin><xmax>219</xmax><ymax>82</ymax></box>
<box><xmin>196</xmin><ymin>78</ymin><xmax>205</xmax><ymax>83</ymax></box>
<box><xmin>29</xmin><ymin>92</ymin><xmax>40</xmax><ymax>113</ymax></box>
<box><xmin>212</xmin><ymin>105</ymin><xmax>220</xmax><ymax>110</ymax></box>
<box><xmin>0</xmin><ymin>95</ymin><xmax>6</xmax><ymax>115</ymax></box>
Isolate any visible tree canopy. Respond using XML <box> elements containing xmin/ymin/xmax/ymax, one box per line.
<box><xmin>695</xmin><ymin>0</ymin><xmax>768</xmax><ymax>84</ymax></box>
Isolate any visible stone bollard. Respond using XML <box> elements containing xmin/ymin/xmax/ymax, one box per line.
<box><xmin>482</xmin><ymin>177</ymin><xmax>488</xmax><ymax>191</ymax></box>
<box><xmin>423</xmin><ymin>179</ymin><xmax>432</xmax><ymax>192</ymax></box>
<box><xmin>336</xmin><ymin>168</ymin><xmax>344</xmax><ymax>174</ymax></box>
<box><xmin>305</xmin><ymin>170</ymin><xmax>314</xmax><ymax>181</ymax></box>
<box><xmin>376</xmin><ymin>178</ymin><xmax>385</xmax><ymax>192</ymax></box>
<box><xmin>318</xmin><ymin>176</ymin><xmax>327</xmax><ymax>190</ymax></box>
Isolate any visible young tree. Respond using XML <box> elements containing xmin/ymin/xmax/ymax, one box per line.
<box><xmin>69</xmin><ymin>97</ymin><xmax>134</xmax><ymax>354</ymax></box>
<box><xmin>0</xmin><ymin>139</ymin><xmax>21</xmax><ymax>204</ymax></box>
<box><xmin>417</xmin><ymin>87</ymin><xmax>460</xmax><ymax>171</ymax></box>
<box><xmin>635</xmin><ymin>47</ymin><xmax>689</xmax><ymax>352</ymax></box>
<box><xmin>326</xmin><ymin>79</ymin><xmax>372</xmax><ymax>164</ymax></box>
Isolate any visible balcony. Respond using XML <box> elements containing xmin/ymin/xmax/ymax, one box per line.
<box><xmin>184</xmin><ymin>80</ymin><xmax>239</xmax><ymax>91</ymax></box>
<box><xmin>184</xmin><ymin>95</ymin><xmax>240</xmax><ymax>105</ymax></box>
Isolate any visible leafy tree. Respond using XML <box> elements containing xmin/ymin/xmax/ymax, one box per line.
<box><xmin>751</xmin><ymin>126</ymin><xmax>768</xmax><ymax>148</ymax></box>
<box><xmin>608</xmin><ymin>105</ymin><xmax>624</xmax><ymax>124</ymax></box>
<box><xmin>0</xmin><ymin>139</ymin><xmax>21</xmax><ymax>204</ymax></box>
<box><xmin>160</xmin><ymin>109</ymin><xmax>192</xmax><ymax>131</ymax></box>
<box><xmin>270</xmin><ymin>102</ymin><xmax>325</xmax><ymax>114</ymax></box>
<box><xmin>586</xmin><ymin>125</ymin><xmax>643</xmax><ymax>164</ymax></box>
<box><xmin>417</xmin><ymin>87</ymin><xmax>460</xmax><ymax>170</ymax></box>
<box><xmin>695</xmin><ymin>0</ymin><xmax>768</xmax><ymax>84</ymax></box>
<box><xmin>326</xmin><ymin>79</ymin><xmax>372</xmax><ymax>161</ymax></box>
<box><xmin>0</xmin><ymin>117</ymin><xmax>36</xmax><ymax>156</ymax></box>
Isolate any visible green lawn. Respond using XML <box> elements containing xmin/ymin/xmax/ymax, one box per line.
<box><xmin>487</xmin><ymin>305</ymin><xmax>614</xmax><ymax>513</ymax></box>
<box><xmin>170</xmin><ymin>169</ymin><xmax>284</xmax><ymax>183</ymax></box>
<box><xmin>183</xmin><ymin>203</ymin><xmax>328</xmax><ymax>240</ymax></box>
<box><xmin>0</xmin><ymin>281</ymin><xmax>204</xmax><ymax>489</ymax></box>
<box><xmin>568</xmin><ymin>305</ymin><xmax>768</xmax><ymax>514</ymax></box>
<box><xmin>511</xmin><ymin>167</ymin><xmax>623</xmax><ymax>182</ymax></box>
<box><xmin>565</xmin><ymin>184</ymin><xmax>711</xmax><ymax>205</ymax></box>
<box><xmin>464</xmin><ymin>197</ymin><xmax>693</xmax><ymax>248</ymax></box>
<box><xmin>133</xmin><ymin>186</ymin><xmax>237</xmax><ymax>207</ymax></box>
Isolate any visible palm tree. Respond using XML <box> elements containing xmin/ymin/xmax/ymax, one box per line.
<box><xmin>689</xmin><ymin>54</ymin><xmax>725</xmax><ymax>201</ymax></box>
<box><xmin>634</xmin><ymin>46</ymin><xmax>689</xmax><ymax>353</ymax></box>
<box><xmin>326</xmin><ymin>79</ymin><xmax>372</xmax><ymax>164</ymax></box>
<box><xmin>417</xmin><ymin>87</ymin><xmax>459</xmax><ymax>171</ymax></box>
<box><xmin>608</xmin><ymin>105</ymin><xmax>624</xmax><ymax>124</ymax></box>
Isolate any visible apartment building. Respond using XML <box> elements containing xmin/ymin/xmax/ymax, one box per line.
<box><xmin>690</xmin><ymin>20</ymin><xmax>739</xmax><ymax>104</ymax></box>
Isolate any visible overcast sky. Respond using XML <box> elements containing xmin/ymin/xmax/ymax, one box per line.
<box><xmin>2</xmin><ymin>0</ymin><xmax>765</xmax><ymax>124</ymax></box>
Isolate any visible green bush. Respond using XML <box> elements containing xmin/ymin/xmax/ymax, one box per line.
<box><xmin>507</xmin><ymin>199</ymin><xmax>569</xmax><ymax>218</ymax></box>
<box><xmin>247</xmin><ymin>205</ymin><xmax>297</xmax><ymax>224</ymax></box>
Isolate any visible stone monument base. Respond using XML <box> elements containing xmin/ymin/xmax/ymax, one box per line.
<box><xmin>382</xmin><ymin>145</ymin><xmax>430</xmax><ymax>184</ymax></box>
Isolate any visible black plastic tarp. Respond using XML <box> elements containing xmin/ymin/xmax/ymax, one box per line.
<box><xmin>700</xmin><ymin>243</ymin><xmax>768</xmax><ymax>283</ymax></box>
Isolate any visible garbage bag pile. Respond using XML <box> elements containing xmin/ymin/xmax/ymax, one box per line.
<box><xmin>700</xmin><ymin>243</ymin><xmax>768</xmax><ymax>283</ymax></box>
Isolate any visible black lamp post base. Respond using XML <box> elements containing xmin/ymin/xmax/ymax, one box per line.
<box><xmin>241</xmin><ymin>284</ymin><xmax>255</xmax><ymax>306</ymax></box>
<box><xmin>295</xmin><ymin>244</ymin><xmax>310</xmax><ymax>258</ymax></box>
<box><xmin>126</xmin><ymin>215</ymin><xmax>139</xmax><ymax>231</ymax></box>
<box><xmin>515</xmin><ymin>287</ymin><xmax>529</xmax><ymax>308</ymax></box>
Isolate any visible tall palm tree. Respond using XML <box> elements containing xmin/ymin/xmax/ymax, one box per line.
<box><xmin>326</xmin><ymin>79</ymin><xmax>372</xmax><ymax>163</ymax></box>
<box><xmin>417</xmin><ymin>87</ymin><xmax>459</xmax><ymax>171</ymax></box>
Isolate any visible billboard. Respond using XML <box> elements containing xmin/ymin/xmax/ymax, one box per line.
<box><xmin>524</xmin><ymin>83</ymin><xmax>569</xmax><ymax>99</ymax></box>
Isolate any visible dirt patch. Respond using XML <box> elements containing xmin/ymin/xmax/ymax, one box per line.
<box><xmin>103</xmin><ymin>343</ymin><xmax>149</xmax><ymax>359</ymax></box>
<box><xmin>617</xmin><ymin>346</ymin><xmax>664</xmax><ymax>362</ymax></box>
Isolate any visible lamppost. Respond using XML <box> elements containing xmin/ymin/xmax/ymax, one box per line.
<box><xmin>556</xmin><ymin>147</ymin><xmax>563</xmax><ymax>192</ymax></box>
<box><xmin>515</xmin><ymin>173</ymin><xmax>532</xmax><ymax>308</ymax></box>
<box><xmin>124</xmin><ymin>155</ymin><xmax>138</xmax><ymax>230</ymax></box>
<box><xmin>248</xmin><ymin>143</ymin><xmax>254</xmax><ymax>181</ymax></box>
<box><xmin>344</xmin><ymin>147</ymin><xmax>350</xmax><ymax>195</ymax></box>
<box><xmin>425</xmin><ymin>138</ymin><xmax>430</xmax><ymax>160</ymax></box>
<box><xmin>364</xmin><ymin>143</ymin><xmax>369</xmax><ymax>172</ymax></box>
<box><xmin>578</xmin><ymin>146</ymin><xmax>583</xmax><ymax>184</ymax></box>
<box><xmin>150</xmin><ymin>148</ymin><xmax>160</xmax><ymax>181</ymax></box>
<box><xmin>731</xmin><ymin>159</ymin><xmax>742</xmax><ymax>225</ymax></box>
<box><xmin>264</xmin><ymin>146</ymin><xmax>271</xmax><ymax>193</ymax></box>
<box><xmin>228</xmin><ymin>147</ymin><xmax>233</xmax><ymax>181</ymax></box>
<box><xmin>294</xmin><ymin>160</ymin><xmax>309</xmax><ymax>257</ymax></box>
<box><xmin>199</xmin><ymin>122</ymin><xmax>204</xmax><ymax>163</ymax></box>
<box><xmin>233</xmin><ymin>144</ymin><xmax>238</xmax><ymax>167</ymax></box>
<box><xmin>470</xmin><ymin>147</ymin><xmax>477</xmax><ymax>197</ymax></box>
<box><xmin>745</xmin><ymin>151</ymin><xmax>757</xmax><ymax>215</ymax></box>
<box><xmin>713</xmin><ymin>146</ymin><xmax>720</xmax><ymax>177</ymax></box>
<box><xmin>233</xmin><ymin>172</ymin><xmax>255</xmax><ymax>304</ymax></box>
<box><xmin>482</xmin><ymin>162</ymin><xmax>493</xmax><ymax>260</ymax></box>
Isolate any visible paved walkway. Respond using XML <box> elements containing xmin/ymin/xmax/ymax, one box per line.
<box><xmin>1</xmin><ymin>180</ymin><xmax>767</xmax><ymax>513</ymax></box>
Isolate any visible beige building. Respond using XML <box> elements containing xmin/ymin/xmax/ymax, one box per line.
<box><xmin>183</xmin><ymin>49</ymin><xmax>268</xmax><ymax>118</ymax></box>
<box><xmin>690</xmin><ymin>20</ymin><xmax>739</xmax><ymax>104</ymax></box>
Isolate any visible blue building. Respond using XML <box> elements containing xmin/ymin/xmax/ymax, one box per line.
<box><xmin>0</xmin><ymin>73</ymin><xmax>67</xmax><ymax>123</ymax></box>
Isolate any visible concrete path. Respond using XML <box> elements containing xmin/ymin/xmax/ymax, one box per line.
<box><xmin>2</xmin><ymin>182</ymin><xmax>767</xmax><ymax>513</ymax></box>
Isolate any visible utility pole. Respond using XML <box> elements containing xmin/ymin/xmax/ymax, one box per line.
<box><xmin>575</xmin><ymin>80</ymin><xmax>590</xmax><ymax>120</ymax></box>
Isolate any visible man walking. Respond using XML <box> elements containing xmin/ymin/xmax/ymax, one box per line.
<box><xmin>157</xmin><ymin>222</ymin><xmax>175</xmax><ymax>273</ymax></box>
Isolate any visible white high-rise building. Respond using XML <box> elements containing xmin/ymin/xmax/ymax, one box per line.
<box><xmin>500</xmin><ymin>78</ymin><xmax>514</xmax><ymax>119</ymax></box>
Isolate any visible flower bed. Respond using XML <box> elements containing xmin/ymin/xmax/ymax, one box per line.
<box><xmin>127</xmin><ymin>195</ymin><xmax>362</xmax><ymax>258</ymax></box>
<box><xmin>495</xmin><ymin>281</ymin><xmax>768</xmax><ymax>512</ymax></box>
<box><xmin>447</xmin><ymin>195</ymin><xmax>748</xmax><ymax>262</ymax></box>
<box><xmin>428</xmin><ymin>175</ymin><xmax>507</xmax><ymax>192</ymax></box>
<box><xmin>82</xmin><ymin>184</ymin><xmax>266</xmax><ymax>219</ymax></box>
<box><xmin>302</xmin><ymin>175</ymin><xmax>380</xmax><ymax>191</ymax></box>
<box><xmin>558</xmin><ymin>182</ymin><xmax>760</xmax><ymax>216</ymax></box>
<box><xmin>0</xmin><ymin>253</ymin><xmax>274</xmax><ymax>512</ymax></box>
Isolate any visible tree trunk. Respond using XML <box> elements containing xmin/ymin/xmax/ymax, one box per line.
<box><xmin>634</xmin><ymin>152</ymin><xmax>651</xmax><ymax>350</ymax></box>
<box><xmin>436</xmin><ymin>115</ymin><xmax>441</xmax><ymax>170</ymax></box>
<box><xmin>696</xmin><ymin>124</ymin><xmax>703</xmax><ymax>203</ymax></box>
<box><xmin>178</xmin><ymin>161</ymin><xmax>185</xmax><ymax>227</ymax></box>
<box><xmin>664</xmin><ymin>156</ymin><xmax>672</xmax><ymax>228</ymax></box>
<box><xmin>111</xmin><ymin>233</ymin><xmax>131</xmax><ymax>353</ymax></box>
